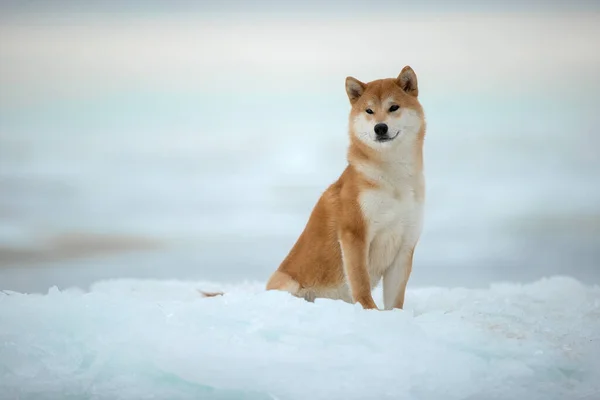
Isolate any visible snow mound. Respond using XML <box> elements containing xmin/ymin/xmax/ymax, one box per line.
<box><xmin>1</xmin><ymin>276</ymin><xmax>599</xmax><ymax>400</ymax></box>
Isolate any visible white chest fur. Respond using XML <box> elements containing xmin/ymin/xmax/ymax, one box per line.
<box><xmin>357</xmin><ymin>167</ymin><xmax>424</xmax><ymax>288</ymax></box>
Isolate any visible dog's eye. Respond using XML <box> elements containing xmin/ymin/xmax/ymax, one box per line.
<box><xmin>365</xmin><ymin>109</ymin><xmax>374</xmax><ymax>114</ymax></box>
<box><xmin>389</xmin><ymin>105</ymin><xmax>400</xmax><ymax>112</ymax></box>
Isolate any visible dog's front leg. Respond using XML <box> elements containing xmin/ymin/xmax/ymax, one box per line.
<box><xmin>339</xmin><ymin>229</ymin><xmax>378</xmax><ymax>310</ymax></box>
<box><xmin>382</xmin><ymin>247</ymin><xmax>415</xmax><ymax>310</ymax></box>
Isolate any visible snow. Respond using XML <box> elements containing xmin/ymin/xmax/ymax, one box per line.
<box><xmin>1</xmin><ymin>276</ymin><xmax>599</xmax><ymax>400</ymax></box>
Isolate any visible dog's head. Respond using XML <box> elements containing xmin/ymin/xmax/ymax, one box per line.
<box><xmin>345</xmin><ymin>66</ymin><xmax>424</xmax><ymax>148</ymax></box>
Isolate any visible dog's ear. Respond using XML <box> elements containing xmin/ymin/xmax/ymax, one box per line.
<box><xmin>396</xmin><ymin>66</ymin><xmax>418</xmax><ymax>97</ymax></box>
<box><xmin>345</xmin><ymin>77</ymin><xmax>366</xmax><ymax>104</ymax></box>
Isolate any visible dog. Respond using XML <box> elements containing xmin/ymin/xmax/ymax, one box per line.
<box><xmin>204</xmin><ymin>66</ymin><xmax>426</xmax><ymax>310</ymax></box>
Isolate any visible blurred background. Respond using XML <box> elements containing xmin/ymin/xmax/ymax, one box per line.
<box><xmin>1</xmin><ymin>1</ymin><xmax>599</xmax><ymax>293</ymax></box>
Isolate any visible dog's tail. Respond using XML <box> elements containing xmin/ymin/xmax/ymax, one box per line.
<box><xmin>198</xmin><ymin>290</ymin><xmax>224</xmax><ymax>298</ymax></box>
<box><xmin>198</xmin><ymin>270</ymin><xmax>298</xmax><ymax>299</ymax></box>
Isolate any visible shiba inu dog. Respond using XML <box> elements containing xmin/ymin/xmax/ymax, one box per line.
<box><xmin>265</xmin><ymin>66</ymin><xmax>426</xmax><ymax>310</ymax></box>
<box><xmin>203</xmin><ymin>66</ymin><xmax>425</xmax><ymax>310</ymax></box>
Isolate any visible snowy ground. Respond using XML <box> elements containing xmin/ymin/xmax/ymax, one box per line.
<box><xmin>1</xmin><ymin>276</ymin><xmax>599</xmax><ymax>400</ymax></box>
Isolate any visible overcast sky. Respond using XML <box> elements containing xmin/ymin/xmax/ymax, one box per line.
<box><xmin>1</xmin><ymin>1</ymin><xmax>599</xmax><ymax>108</ymax></box>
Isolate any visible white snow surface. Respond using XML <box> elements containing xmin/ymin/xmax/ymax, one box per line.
<box><xmin>1</xmin><ymin>276</ymin><xmax>599</xmax><ymax>400</ymax></box>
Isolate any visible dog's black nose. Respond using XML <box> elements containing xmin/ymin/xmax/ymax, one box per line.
<box><xmin>374</xmin><ymin>123</ymin><xmax>388</xmax><ymax>137</ymax></box>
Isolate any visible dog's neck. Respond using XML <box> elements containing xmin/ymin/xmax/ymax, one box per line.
<box><xmin>347</xmin><ymin>129</ymin><xmax>424</xmax><ymax>185</ymax></box>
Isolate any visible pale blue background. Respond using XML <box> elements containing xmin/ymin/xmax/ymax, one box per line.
<box><xmin>1</xmin><ymin>2</ymin><xmax>599</xmax><ymax>292</ymax></box>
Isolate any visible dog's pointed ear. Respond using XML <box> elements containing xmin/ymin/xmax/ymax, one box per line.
<box><xmin>396</xmin><ymin>66</ymin><xmax>419</xmax><ymax>97</ymax></box>
<box><xmin>345</xmin><ymin>76</ymin><xmax>366</xmax><ymax>104</ymax></box>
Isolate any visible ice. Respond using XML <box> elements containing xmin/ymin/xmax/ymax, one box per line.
<box><xmin>1</xmin><ymin>276</ymin><xmax>599</xmax><ymax>400</ymax></box>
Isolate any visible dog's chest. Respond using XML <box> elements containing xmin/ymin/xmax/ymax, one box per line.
<box><xmin>359</xmin><ymin>182</ymin><xmax>423</xmax><ymax>278</ymax></box>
